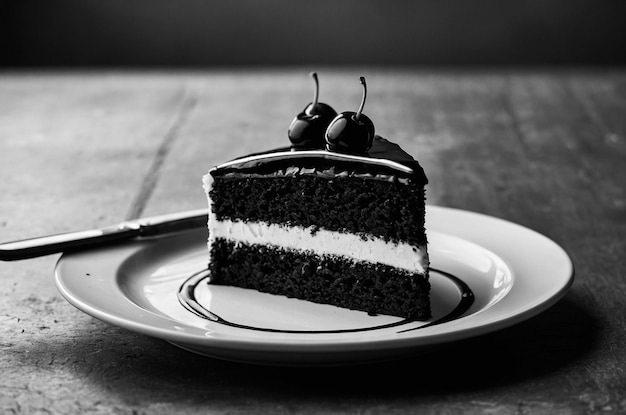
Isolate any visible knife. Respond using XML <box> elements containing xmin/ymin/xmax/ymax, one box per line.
<box><xmin>0</xmin><ymin>209</ymin><xmax>208</xmax><ymax>261</ymax></box>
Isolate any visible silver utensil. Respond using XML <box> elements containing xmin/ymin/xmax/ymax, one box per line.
<box><xmin>0</xmin><ymin>209</ymin><xmax>207</xmax><ymax>261</ymax></box>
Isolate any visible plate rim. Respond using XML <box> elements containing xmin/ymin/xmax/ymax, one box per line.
<box><xmin>54</xmin><ymin>205</ymin><xmax>575</xmax><ymax>357</ymax></box>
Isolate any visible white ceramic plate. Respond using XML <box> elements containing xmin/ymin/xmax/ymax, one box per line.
<box><xmin>55</xmin><ymin>206</ymin><xmax>574</xmax><ymax>365</ymax></box>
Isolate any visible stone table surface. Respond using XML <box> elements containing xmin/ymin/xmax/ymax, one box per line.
<box><xmin>1</xmin><ymin>69</ymin><xmax>625</xmax><ymax>414</ymax></box>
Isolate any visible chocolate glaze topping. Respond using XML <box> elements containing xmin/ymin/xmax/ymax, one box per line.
<box><xmin>210</xmin><ymin>136</ymin><xmax>428</xmax><ymax>186</ymax></box>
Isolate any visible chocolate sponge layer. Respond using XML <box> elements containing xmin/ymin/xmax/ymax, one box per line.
<box><xmin>209</xmin><ymin>238</ymin><xmax>431</xmax><ymax>320</ymax></box>
<box><xmin>210</xmin><ymin>176</ymin><xmax>427</xmax><ymax>246</ymax></box>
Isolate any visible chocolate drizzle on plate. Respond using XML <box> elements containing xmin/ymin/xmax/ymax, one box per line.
<box><xmin>177</xmin><ymin>268</ymin><xmax>474</xmax><ymax>334</ymax></box>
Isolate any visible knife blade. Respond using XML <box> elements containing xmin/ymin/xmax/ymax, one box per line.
<box><xmin>0</xmin><ymin>209</ymin><xmax>208</xmax><ymax>261</ymax></box>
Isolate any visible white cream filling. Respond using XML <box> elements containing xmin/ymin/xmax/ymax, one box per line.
<box><xmin>208</xmin><ymin>218</ymin><xmax>427</xmax><ymax>274</ymax></box>
<box><xmin>203</xmin><ymin>172</ymin><xmax>428</xmax><ymax>274</ymax></box>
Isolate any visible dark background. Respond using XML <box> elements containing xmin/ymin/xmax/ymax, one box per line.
<box><xmin>1</xmin><ymin>0</ymin><xmax>625</xmax><ymax>67</ymax></box>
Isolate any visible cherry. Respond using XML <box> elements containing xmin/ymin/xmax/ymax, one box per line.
<box><xmin>325</xmin><ymin>76</ymin><xmax>375</xmax><ymax>155</ymax></box>
<box><xmin>288</xmin><ymin>72</ymin><xmax>338</xmax><ymax>150</ymax></box>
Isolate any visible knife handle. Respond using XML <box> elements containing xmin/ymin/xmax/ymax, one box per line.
<box><xmin>0</xmin><ymin>224</ymin><xmax>141</xmax><ymax>261</ymax></box>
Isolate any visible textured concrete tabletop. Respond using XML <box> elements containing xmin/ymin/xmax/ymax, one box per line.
<box><xmin>1</xmin><ymin>69</ymin><xmax>625</xmax><ymax>414</ymax></box>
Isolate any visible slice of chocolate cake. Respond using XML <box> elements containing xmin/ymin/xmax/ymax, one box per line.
<box><xmin>202</xmin><ymin>75</ymin><xmax>430</xmax><ymax>319</ymax></box>
<box><xmin>203</xmin><ymin>136</ymin><xmax>430</xmax><ymax>319</ymax></box>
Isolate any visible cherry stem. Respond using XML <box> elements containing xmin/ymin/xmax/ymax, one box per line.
<box><xmin>307</xmin><ymin>72</ymin><xmax>319</xmax><ymax>116</ymax></box>
<box><xmin>356</xmin><ymin>76</ymin><xmax>367</xmax><ymax>120</ymax></box>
